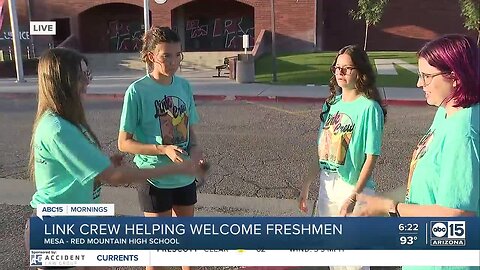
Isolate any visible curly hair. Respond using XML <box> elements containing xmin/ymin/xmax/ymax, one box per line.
<box><xmin>140</xmin><ymin>26</ymin><xmax>181</xmax><ymax>70</ymax></box>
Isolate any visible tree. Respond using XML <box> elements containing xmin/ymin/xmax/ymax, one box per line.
<box><xmin>459</xmin><ymin>0</ymin><xmax>480</xmax><ymax>45</ymax></box>
<box><xmin>349</xmin><ymin>0</ymin><xmax>389</xmax><ymax>50</ymax></box>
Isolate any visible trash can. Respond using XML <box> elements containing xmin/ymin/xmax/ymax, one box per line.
<box><xmin>227</xmin><ymin>56</ymin><xmax>238</xmax><ymax>80</ymax></box>
<box><xmin>236</xmin><ymin>53</ymin><xmax>255</xmax><ymax>83</ymax></box>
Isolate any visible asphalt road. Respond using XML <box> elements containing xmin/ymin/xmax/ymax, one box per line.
<box><xmin>0</xmin><ymin>98</ymin><xmax>435</xmax><ymax>196</ymax></box>
<box><xmin>0</xmin><ymin>98</ymin><xmax>435</xmax><ymax>269</ymax></box>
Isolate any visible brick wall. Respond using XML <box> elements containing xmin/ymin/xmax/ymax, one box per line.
<box><xmin>1</xmin><ymin>0</ymin><xmax>317</xmax><ymax>53</ymax></box>
<box><xmin>78</xmin><ymin>3</ymin><xmax>143</xmax><ymax>52</ymax></box>
<box><xmin>1</xmin><ymin>0</ymin><xmax>475</xmax><ymax>54</ymax></box>
<box><xmin>322</xmin><ymin>0</ymin><xmax>476</xmax><ymax>51</ymax></box>
<box><xmin>149</xmin><ymin>0</ymin><xmax>317</xmax><ymax>52</ymax></box>
<box><xmin>175</xmin><ymin>0</ymin><xmax>254</xmax><ymax>51</ymax></box>
<box><xmin>271</xmin><ymin>0</ymin><xmax>316</xmax><ymax>52</ymax></box>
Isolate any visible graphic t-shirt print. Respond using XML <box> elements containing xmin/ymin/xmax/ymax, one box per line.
<box><xmin>405</xmin><ymin>128</ymin><xmax>434</xmax><ymax>202</ymax></box>
<box><xmin>154</xmin><ymin>95</ymin><xmax>189</xmax><ymax>145</ymax></box>
<box><xmin>318</xmin><ymin>111</ymin><xmax>355</xmax><ymax>166</ymax></box>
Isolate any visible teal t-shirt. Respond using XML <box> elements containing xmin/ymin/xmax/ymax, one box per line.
<box><xmin>119</xmin><ymin>74</ymin><xmax>200</xmax><ymax>189</ymax></box>
<box><xmin>30</xmin><ymin>112</ymin><xmax>111</xmax><ymax>208</ymax></box>
<box><xmin>406</xmin><ymin>104</ymin><xmax>480</xmax><ymax>215</ymax></box>
<box><xmin>404</xmin><ymin>267</ymin><xmax>479</xmax><ymax>270</ymax></box>
<box><xmin>317</xmin><ymin>95</ymin><xmax>384</xmax><ymax>189</ymax></box>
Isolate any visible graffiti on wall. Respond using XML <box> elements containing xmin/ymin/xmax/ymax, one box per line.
<box><xmin>186</xmin><ymin>19</ymin><xmax>208</xmax><ymax>38</ymax></box>
<box><xmin>108</xmin><ymin>20</ymin><xmax>143</xmax><ymax>52</ymax></box>
<box><xmin>183</xmin><ymin>16</ymin><xmax>254</xmax><ymax>51</ymax></box>
<box><xmin>212</xmin><ymin>17</ymin><xmax>254</xmax><ymax>49</ymax></box>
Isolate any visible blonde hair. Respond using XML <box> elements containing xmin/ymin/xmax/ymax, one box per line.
<box><xmin>29</xmin><ymin>48</ymin><xmax>100</xmax><ymax>181</ymax></box>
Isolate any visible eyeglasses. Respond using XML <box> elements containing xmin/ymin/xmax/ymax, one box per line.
<box><xmin>151</xmin><ymin>52</ymin><xmax>184</xmax><ymax>64</ymax></box>
<box><xmin>417</xmin><ymin>71</ymin><xmax>449</xmax><ymax>86</ymax></box>
<box><xmin>80</xmin><ymin>69</ymin><xmax>92</xmax><ymax>83</ymax></box>
<box><xmin>84</xmin><ymin>69</ymin><xmax>92</xmax><ymax>82</ymax></box>
<box><xmin>331</xmin><ymin>66</ymin><xmax>356</xmax><ymax>75</ymax></box>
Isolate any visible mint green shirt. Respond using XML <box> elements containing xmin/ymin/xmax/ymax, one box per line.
<box><xmin>119</xmin><ymin>75</ymin><xmax>199</xmax><ymax>189</ymax></box>
<box><xmin>31</xmin><ymin>112</ymin><xmax>111</xmax><ymax>208</ymax></box>
<box><xmin>406</xmin><ymin>104</ymin><xmax>480</xmax><ymax>215</ymax></box>
<box><xmin>404</xmin><ymin>106</ymin><xmax>478</xmax><ymax>270</ymax></box>
<box><xmin>404</xmin><ymin>267</ymin><xmax>479</xmax><ymax>270</ymax></box>
<box><xmin>317</xmin><ymin>95</ymin><xmax>384</xmax><ymax>189</ymax></box>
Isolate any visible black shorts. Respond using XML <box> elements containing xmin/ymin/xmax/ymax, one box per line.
<box><xmin>137</xmin><ymin>181</ymin><xmax>197</xmax><ymax>213</ymax></box>
<box><xmin>25</xmin><ymin>214</ymin><xmax>75</xmax><ymax>269</ymax></box>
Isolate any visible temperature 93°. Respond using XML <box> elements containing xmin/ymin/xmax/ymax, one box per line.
<box><xmin>400</xmin><ymin>235</ymin><xmax>418</xmax><ymax>245</ymax></box>
<box><xmin>398</xmin><ymin>223</ymin><xmax>419</xmax><ymax>232</ymax></box>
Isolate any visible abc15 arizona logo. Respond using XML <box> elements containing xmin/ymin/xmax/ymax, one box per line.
<box><xmin>430</xmin><ymin>221</ymin><xmax>466</xmax><ymax>246</ymax></box>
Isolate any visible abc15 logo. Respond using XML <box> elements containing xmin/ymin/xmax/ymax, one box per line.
<box><xmin>430</xmin><ymin>221</ymin><xmax>466</xmax><ymax>239</ymax></box>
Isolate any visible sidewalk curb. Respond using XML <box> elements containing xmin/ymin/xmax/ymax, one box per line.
<box><xmin>0</xmin><ymin>92</ymin><xmax>428</xmax><ymax>106</ymax></box>
<box><xmin>384</xmin><ymin>99</ymin><xmax>428</xmax><ymax>106</ymax></box>
<box><xmin>0</xmin><ymin>177</ymin><xmax>312</xmax><ymax>217</ymax></box>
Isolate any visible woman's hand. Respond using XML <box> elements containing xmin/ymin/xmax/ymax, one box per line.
<box><xmin>339</xmin><ymin>193</ymin><xmax>357</xmax><ymax>216</ymax></box>
<box><xmin>189</xmin><ymin>146</ymin><xmax>204</xmax><ymax>163</ymax></box>
<box><xmin>298</xmin><ymin>188</ymin><xmax>310</xmax><ymax>213</ymax></box>
<box><xmin>109</xmin><ymin>154</ymin><xmax>124</xmax><ymax>167</ymax></box>
<box><xmin>189</xmin><ymin>146</ymin><xmax>207</xmax><ymax>187</ymax></box>
<box><xmin>349</xmin><ymin>193</ymin><xmax>394</xmax><ymax>216</ymax></box>
<box><xmin>178</xmin><ymin>159</ymin><xmax>210</xmax><ymax>178</ymax></box>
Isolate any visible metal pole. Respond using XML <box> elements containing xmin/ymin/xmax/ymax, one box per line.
<box><xmin>270</xmin><ymin>0</ymin><xmax>277</xmax><ymax>82</ymax></box>
<box><xmin>7</xmin><ymin>0</ymin><xmax>26</xmax><ymax>82</ymax></box>
<box><xmin>144</xmin><ymin>0</ymin><xmax>150</xmax><ymax>74</ymax></box>
<box><xmin>144</xmin><ymin>0</ymin><xmax>150</xmax><ymax>34</ymax></box>
<box><xmin>26</xmin><ymin>0</ymin><xmax>34</xmax><ymax>56</ymax></box>
<box><xmin>313</xmin><ymin>0</ymin><xmax>317</xmax><ymax>49</ymax></box>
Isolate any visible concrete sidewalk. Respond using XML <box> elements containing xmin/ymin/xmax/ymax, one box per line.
<box><xmin>0</xmin><ymin>177</ymin><xmax>314</xmax><ymax>217</ymax></box>
<box><xmin>1</xmin><ymin>177</ymin><xmax>405</xmax><ymax>217</ymax></box>
<box><xmin>0</xmin><ymin>70</ymin><xmax>426</xmax><ymax>105</ymax></box>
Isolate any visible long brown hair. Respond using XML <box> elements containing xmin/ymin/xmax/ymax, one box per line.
<box><xmin>320</xmin><ymin>45</ymin><xmax>387</xmax><ymax>122</ymax></box>
<box><xmin>28</xmin><ymin>48</ymin><xmax>100</xmax><ymax>181</ymax></box>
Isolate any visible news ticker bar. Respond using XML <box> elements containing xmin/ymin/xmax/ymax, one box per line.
<box><xmin>30</xmin><ymin>250</ymin><xmax>480</xmax><ymax>267</ymax></box>
<box><xmin>30</xmin><ymin>217</ymin><xmax>480</xmax><ymax>250</ymax></box>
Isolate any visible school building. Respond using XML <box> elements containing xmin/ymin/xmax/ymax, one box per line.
<box><xmin>0</xmin><ymin>0</ymin><xmax>475</xmax><ymax>59</ymax></box>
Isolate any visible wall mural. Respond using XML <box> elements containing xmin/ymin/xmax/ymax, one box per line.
<box><xmin>108</xmin><ymin>20</ymin><xmax>143</xmax><ymax>52</ymax></box>
<box><xmin>182</xmin><ymin>16</ymin><xmax>254</xmax><ymax>51</ymax></box>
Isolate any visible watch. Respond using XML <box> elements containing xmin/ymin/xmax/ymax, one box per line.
<box><xmin>388</xmin><ymin>201</ymin><xmax>400</xmax><ymax>217</ymax></box>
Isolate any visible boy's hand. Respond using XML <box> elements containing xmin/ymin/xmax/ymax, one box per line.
<box><xmin>161</xmin><ymin>145</ymin><xmax>187</xmax><ymax>163</ymax></box>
